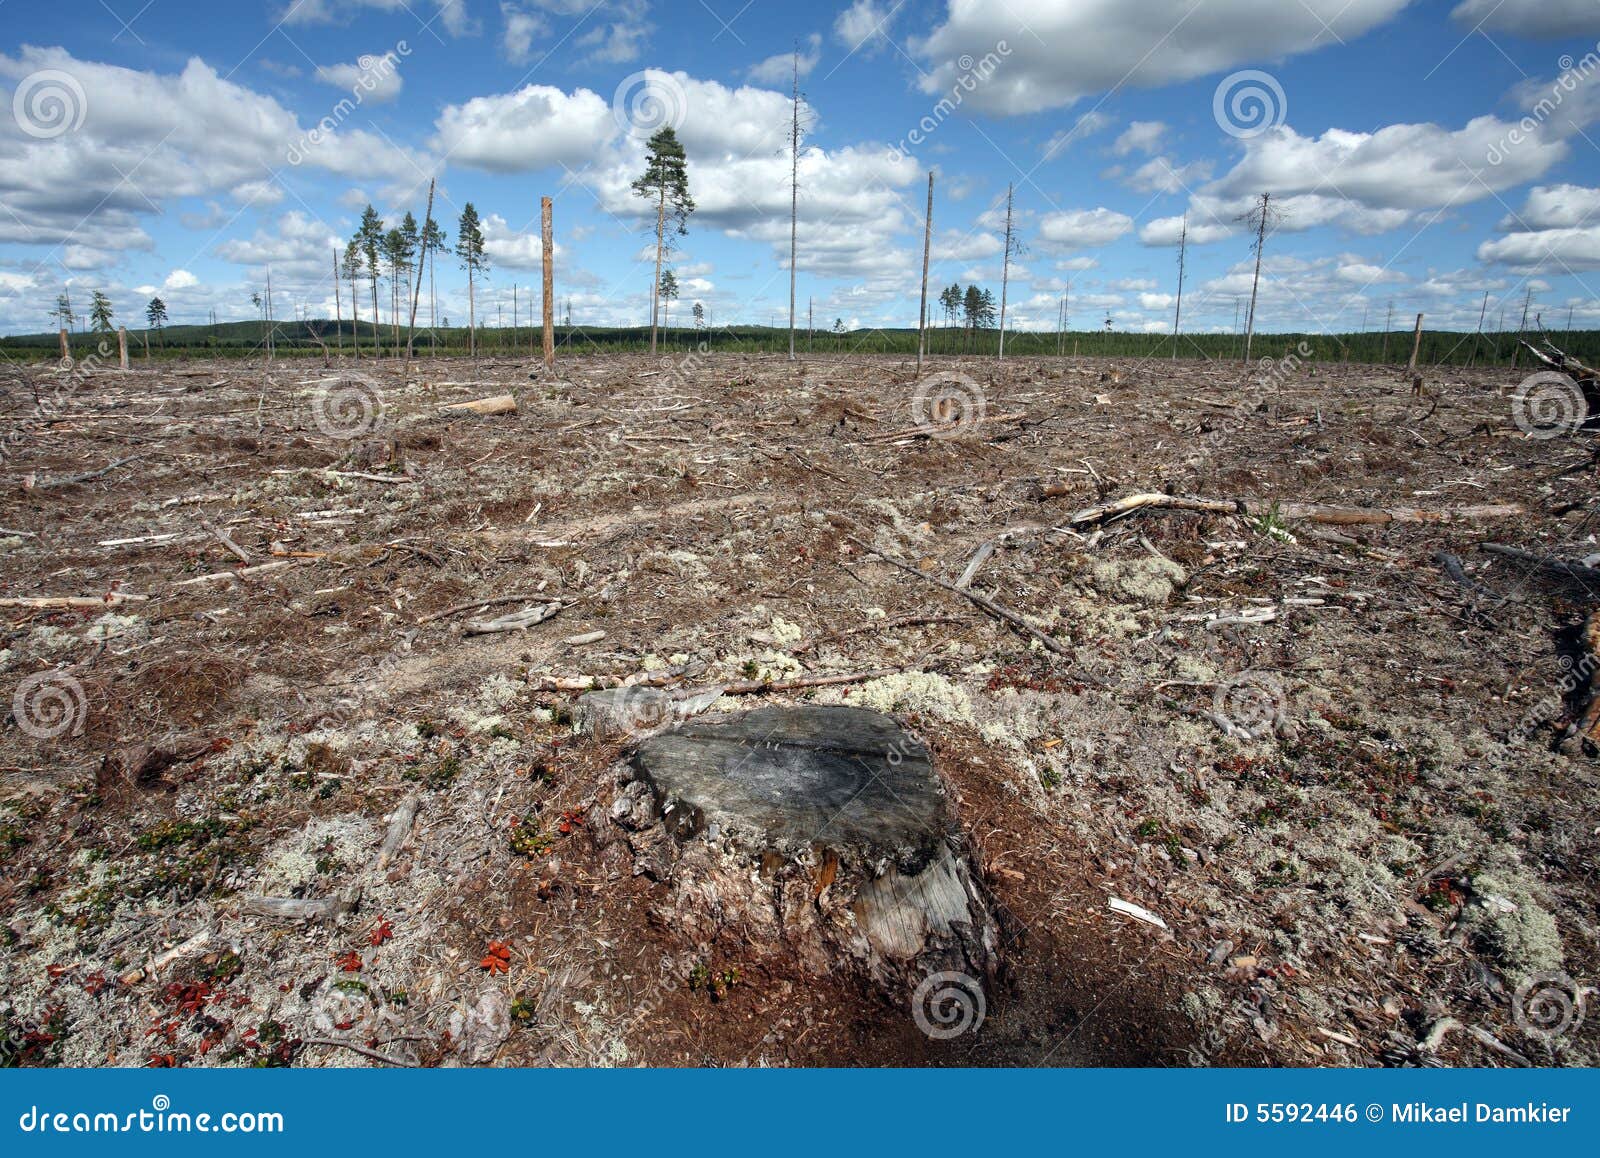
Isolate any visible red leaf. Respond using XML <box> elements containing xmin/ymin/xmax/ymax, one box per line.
<box><xmin>334</xmin><ymin>951</ymin><xmax>364</xmax><ymax>973</ymax></box>
<box><xmin>368</xmin><ymin>917</ymin><xmax>393</xmax><ymax>947</ymax></box>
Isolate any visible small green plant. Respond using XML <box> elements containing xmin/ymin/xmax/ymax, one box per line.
<box><xmin>509</xmin><ymin>816</ymin><xmax>554</xmax><ymax>858</ymax></box>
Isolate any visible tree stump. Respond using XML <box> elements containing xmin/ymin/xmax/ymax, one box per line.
<box><xmin>603</xmin><ymin>705</ymin><xmax>1001</xmax><ymax>993</ymax></box>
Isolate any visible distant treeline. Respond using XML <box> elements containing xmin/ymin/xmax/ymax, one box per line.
<box><xmin>2</xmin><ymin>317</ymin><xmax>1592</xmax><ymax>368</ymax></box>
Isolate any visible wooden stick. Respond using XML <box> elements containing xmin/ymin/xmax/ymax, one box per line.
<box><xmin>862</xmin><ymin>411</ymin><xmax>1027</xmax><ymax>443</ymax></box>
<box><xmin>417</xmin><ymin>592</ymin><xmax>555</xmax><ymax>625</ymax></box>
<box><xmin>790</xmin><ymin>613</ymin><xmax>965</xmax><ymax>655</ymax></box>
<box><xmin>174</xmin><ymin>560</ymin><xmax>297</xmax><ymax>587</ymax></box>
<box><xmin>694</xmin><ymin>668</ymin><xmax>897</xmax><ymax>697</ymax></box>
<box><xmin>301</xmin><ymin>1038</ymin><xmax>419</xmax><ymax>1068</ymax></box>
<box><xmin>0</xmin><ymin>593</ymin><xmax>149</xmax><ymax>609</ymax></box>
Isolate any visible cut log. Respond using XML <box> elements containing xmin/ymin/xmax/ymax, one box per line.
<box><xmin>440</xmin><ymin>394</ymin><xmax>517</xmax><ymax>416</ymax></box>
<box><xmin>607</xmin><ymin>705</ymin><xmax>1001</xmax><ymax>993</ymax></box>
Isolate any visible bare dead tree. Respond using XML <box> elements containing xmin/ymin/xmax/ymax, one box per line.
<box><xmin>1171</xmin><ymin>213</ymin><xmax>1187</xmax><ymax>361</ymax></box>
<box><xmin>788</xmin><ymin>47</ymin><xmax>802</xmax><ymax>363</ymax></box>
<box><xmin>997</xmin><ymin>183</ymin><xmax>1025</xmax><ymax>361</ymax></box>
<box><xmin>917</xmin><ymin>171</ymin><xmax>933</xmax><ymax>374</ymax></box>
<box><xmin>1235</xmin><ymin>192</ymin><xmax>1282</xmax><ymax>364</ymax></box>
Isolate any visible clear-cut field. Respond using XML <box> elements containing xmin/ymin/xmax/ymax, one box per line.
<box><xmin>0</xmin><ymin>351</ymin><xmax>1595</xmax><ymax>1067</ymax></box>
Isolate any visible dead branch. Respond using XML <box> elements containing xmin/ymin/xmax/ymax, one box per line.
<box><xmin>461</xmin><ymin>602</ymin><xmax>563</xmax><ymax>636</ymax></box>
<box><xmin>1480</xmin><ymin>543</ymin><xmax>1600</xmax><ymax>586</ymax></box>
<box><xmin>790</xmin><ymin>613</ymin><xmax>966</xmax><ymax>655</ymax></box>
<box><xmin>1065</xmin><ymin>490</ymin><xmax>1523</xmax><ymax>528</ymax></box>
<box><xmin>0</xmin><ymin>593</ymin><xmax>149</xmax><ymax>609</ymax></box>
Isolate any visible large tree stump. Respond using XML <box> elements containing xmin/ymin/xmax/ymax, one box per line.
<box><xmin>603</xmin><ymin>705</ymin><xmax>1001</xmax><ymax>993</ymax></box>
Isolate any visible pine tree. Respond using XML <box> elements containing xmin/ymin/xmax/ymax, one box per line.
<box><xmin>89</xmin><ymin>291</ymin><xmax>114</xmax><ymax>333</ymax></box>
<box><xmin>52</xmin><ymin>290</ymin><xmax>75</xmax><ymax>331</ymax></box>
<box><xmin>658</xmin><ymin>269</ymin><xmax>679</xmax><ymax>333</ymax></box>
<box><xmin>357</xmin><ymin>205</ymin><xmax>385</xmax><ymax>356</ymax></box>
<box><xmin>632</xmin><ymin>127</ymin><xmax>694</xmax><ymax>356</ymax></box>
<box><xmin>145</xmin><ymin>296</ymin><xmax>167</xmax><ymax>348</ymax></box>
<box><xmin>962</xmin><ymin>285</ymin><xmax>983</xmax><ymax>351</ymax></box>
<box><xmin>455</xmin><ymin>203</ymin><xmax>488</xmax><ymax>358</ymax></box>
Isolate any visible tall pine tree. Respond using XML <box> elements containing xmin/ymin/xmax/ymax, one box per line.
<box><xmin>631</xmin><ymin>127</ymin><xmax>694</xmax><ymax>355</ymax></box>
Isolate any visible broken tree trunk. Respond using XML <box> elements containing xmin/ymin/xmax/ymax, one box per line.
<box><xmin>440</xmin><ymin>394</ymin><xmax>517</xmax><ymax>416</ymax></box>
<box><xmin>602</xmin><ymin>705</ymin><xmax>1001</xmax><ymax>994</ymax></box>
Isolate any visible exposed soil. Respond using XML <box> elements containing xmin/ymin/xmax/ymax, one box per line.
<box><xmin>0</xmin><ymin>350</ymin><xmax>1596</xmax><ymax>1069</ymax></box>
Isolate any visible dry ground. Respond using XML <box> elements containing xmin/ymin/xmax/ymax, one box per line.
<box><xmin>0</xmin><ymin>349</ymin><xmax>1596</xmax><ymax>1068</ymax></box>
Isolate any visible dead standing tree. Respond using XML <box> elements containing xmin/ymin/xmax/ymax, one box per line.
<box><xmin>1236</xmin><ymin>192</ymin><xmax>1283</xmax><ymax>364</ymax></box>
<box><xmin>996</xmin><ymin>183</ymin><xmax>1025</xmax><ymax>361</ymax></box>
<box><xmin>633</xmin><ymin>127</ymin><xmax>694</xmax><ymax>357</ymax></box>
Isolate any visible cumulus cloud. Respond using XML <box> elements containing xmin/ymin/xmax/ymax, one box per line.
<box><xmin>1112</xmin><ymin>120</ymin><xmax>1166</xmax><ymax>157</ymax></box>
<box><xmin>1479</xmin><ymin>184</ymin><xmax>1600</xmax><ymax>271</ymax></box>
<box><xmin>1041</xmin><ymin>110</ymin><xmax>1114</xmax><ymax>160</ymax></box>
<box><xmin>282</xmin><ymin>0</ymin><xmax>475</xmax><ymax>37</ymax></box>
<box><xmin>916</xmin><ymin>0</ymin><xmax>1407</xmax><ymax>115</ymax></box>
<box><xmin>500</xmin><ymin>4</ymin><xmax>547</xmax><ymax>65</ymax></box>
<box><xmin>0</xmin><ymin>46</ymin><xmax>423</xmax><ymax>262</ymax></box>
<box><xmin>1451</xmin><ymin>0</ymin><xmax>1600</xmax><ymax>38</ymax></box>
<box><xmin>314</xmin><ymin>55</ymin><xmax>404</xmax><ymax>103</ymax></box>
<box><xmin>835</xmin><ymin>0</ymin><xmax>895</xmax><ymax>53</ymax></box>
<box><xmin>748</xmin><ymin>34</ymin><xmax>822</xmax><ymax>85</ymax></box>
<box><xmin>432</xmin><ymin>84</ymin><xmax>614</xmax><ymax>172</ymax></box>
<box><xmin>1037</xmin><ymin>208</ymin><xmax>1134</xmax><ymax>249</ymax></box>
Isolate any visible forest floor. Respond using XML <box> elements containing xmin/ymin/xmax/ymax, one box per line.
<box><xmin>0</xmin><ymin>349</ymin><xmax>1596</xmax><ymax>1068</ymax></box>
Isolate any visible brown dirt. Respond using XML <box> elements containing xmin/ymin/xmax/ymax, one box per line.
<box><xmin>0</xmin><ymin>350</ymin><xmax>1596</xmax><ymax>1069</ymax></box>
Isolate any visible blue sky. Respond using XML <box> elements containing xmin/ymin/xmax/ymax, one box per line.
<box><xmin>4</xmin><ymin>0</ymin><xmax>1600</xmax><ymax>338</ymax></box>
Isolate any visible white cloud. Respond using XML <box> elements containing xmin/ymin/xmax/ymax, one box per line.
<box><xmin>1112</xmin><ymin>120</ymin><xmax>1166</xmax><ymax>157</ymax></box>
<box><xmin>1479</xmin><ymin>184</ymin><xmax>1600</xmax><ymax>271</ymax></box>
<box><xmin>282</xmin><ymin>0</ymin><xmax>475</xmax><ymax>37</ymax></box>
<box><xmin>164</xmin><ymin>269</ymin><xmax>198</xmax><ymax>289</ymax></box>
<box><xmin>501</xmin><ymin>4</ymin><xmax>548</xmax><ymax>64</ymax></box>
<box><xmin>1139</xmin><ymin>215</ymin><xmax>1235</xmax><ymax>246</ymax></box>
<box><xmin>1119</xmin><ymin>155</ymin><xmax>1213</xmax><ymax>195</ymax></box>
<box><xmin>432</xmin><ymin>84</ymin><xmax>615</xmax><ymax>172</ymax></box>
<box><xmin>1501</xmin><ymin>183</ymin><xmax>1600</xmax><ymax>230</ymax></box>
<box><xmin>916</xmin><ymin>0</ymin><xmax>1407</xmax><ymax>115</ymax></box>
<box><xmin>1042</xmin><ymin>110</ymin><xmax>1114</xmax><ymax>159</ymax></box>
<box><xmin>213</xmin><ymin>211</ymin><xmax>340</xmax><ymax>275</ymax></box>
<box><xmin>748</xmin><ymin>34</ymin><xmax>822</xmax><ymax>85</ymax></box>
<box><xmin>835</xmin><ymin>0</ymin><xmax>895</xmax><ymax>52</ymax></box>
<box><xmin>1451</xmin><ymin>0</ymin><xmax>1600</xmax><ymax>38</ymax></box>
<box><xmin>0</xmin><ymin>47</ymin><xmax>423</xmax><ymax>260</ymax></box>
<box><xmin>1037</xmin><ymin>208</ymin><xmax>1134</xmax><ymax>249</ymax></box>
<box><xmin>314</xmin><ymin>55</ymin><xmax>404</xmax><ymax>103</ymax></box>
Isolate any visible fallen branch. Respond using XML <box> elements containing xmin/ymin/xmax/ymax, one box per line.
<box><xmin>1481</xmin><ymin>542</ymin><xmax>1600</xmax><ymax>586</ymax></box>
<box><xmin>301</xmin><ymin>1038</ymin><xmax>419</xmax><ymax>1068</ymax></box>
<box><xmin>1066</xmin><ymin>491</ymin><xmax>1524</xmax><ymax>528</ymax></box>
<box><xmin>462</xmin><ymin>602</ymin><xmax>564</xmax><ymax>636</ymax></box>
<box><xmin>40</xmin><ymin>453</ymin><xmax>147</xmax><ymax>487</ymax></box>
<box><xmin>417</xmin><ymin>592</ymin><xmax>556</xmax><ymax>625</ymax></box>
<box><xmin>691</xmin><ymin>668</ymin><xmax>897</xmax><ymax>697</ymax></box>
<box><xmin>862</xmin><ymin>411</ymin><xmax>1027</xmax><ymax>443</ymax></box>
<box><xmin>790</xmin><ymin>613</ymin><xmax>965</xmax><ymax>655</ymax></box>
<box><xmin>0</xmin><ymin>593</ymin><xmax>148</xmax><ymax>609</ymax></box>
<box><xmin>850</xmin><ymin>537</ymin><xmax>1091</xmax><ymax>674</ymax></box>
<box><xmin>174</xmin><ymin>559</ymin><xmax>297</xmax><ymax>587</ymax></box>
<box><xmin>440</xmin><ymin>393</ymin><xmax>517</xmax><ymax>416</ymax></box>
